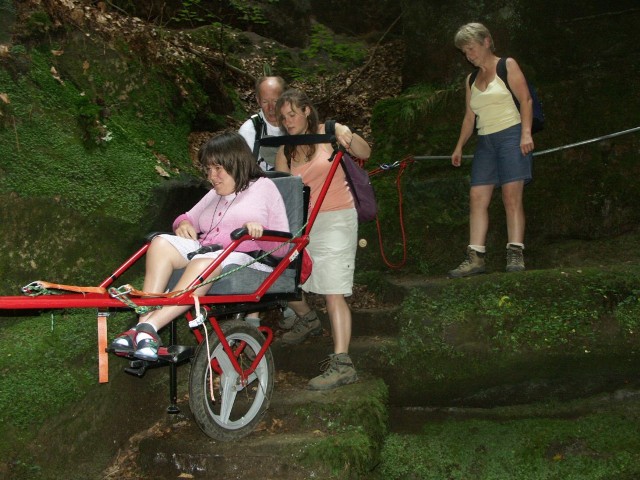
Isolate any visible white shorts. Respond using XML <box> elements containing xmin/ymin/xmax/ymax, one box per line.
<box><xmin>159</xmin><ymin>234</ymin><xmax>274</xmax><ymax>273</ymax></box>
<box><xmin>302</xmin><ymin>209</ymin><xmax>357</xmax><ymax>296</ymax></box>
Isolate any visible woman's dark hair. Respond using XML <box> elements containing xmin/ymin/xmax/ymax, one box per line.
<box><xmin>275</xmin><ymin>89</ymin><xmax>320</xmax><ymax>167</ymax></box>
<box><xmin>198</xmin><ymin>131</ymin><xmax>264</xmax><ymax>192</ymax></box>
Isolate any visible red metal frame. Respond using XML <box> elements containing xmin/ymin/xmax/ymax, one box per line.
<box><xmin>0</xmin><ymin>149</ymin><xmax>346</xmax><ymax>384</ymax></box>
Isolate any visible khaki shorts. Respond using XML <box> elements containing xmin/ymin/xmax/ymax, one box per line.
<box><xmin>302</xmin><ymin>209</ymin><xmax>357</xmax><ymax>296</ymax></box>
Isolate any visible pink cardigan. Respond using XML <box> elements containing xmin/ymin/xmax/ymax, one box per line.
<box><xmin>173</xmin><ymin>177</ymin><xmax>289</xmax><ymax>254</ymax></box>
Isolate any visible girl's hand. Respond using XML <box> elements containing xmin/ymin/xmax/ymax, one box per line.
<box><xmin>175</xmin><ymin>220</ymin><xmax>198</xmax><ymax>240</ymax></box>
<box><xmin>245</xmin><ymin>222</ymin><xmax>264</xmax><ymax>239</ymax></box>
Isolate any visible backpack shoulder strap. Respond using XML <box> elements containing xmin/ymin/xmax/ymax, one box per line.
<box><xmin>468</xmin><ymin>70</ymin><xmax>479</xmax><ymax>89</ymax></box>
<box><xmin>496</xmin><ymin>57</ymin><xmax>510</xmax><ymax>92</ymax></box>
<box><xmin>497</xmin><ymin>57</ymin><xmax>521</xmax><ymax>109</ymax></box>
<box><xmin>250</xmin><ymin>113</ymin><xmax>264</xmax><ymax>159</ymax></box>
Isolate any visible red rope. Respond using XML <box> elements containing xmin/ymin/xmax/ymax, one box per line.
<box><xmin>369</xmin><ymin>156</ymin><xmax>415</xmax><ymax>269</ymax></box>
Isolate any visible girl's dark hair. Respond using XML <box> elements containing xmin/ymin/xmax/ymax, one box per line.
<box><xmin>198</xmin><ymin>131</ymin><xmax>264</xmax><ymax>192</ymax></box>
<box><xmin>275</xmin><ymin>89</ymin><xmax>320</xmax><ymax>167</ymax></box>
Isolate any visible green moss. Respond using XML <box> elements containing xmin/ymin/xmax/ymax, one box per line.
<box><xmin>0</xmin><ymin>308</ymin><xmax>132</xmax><ymax>459</ymax></box>
<box><xmin>0</xmin><ymin>195</ymin><xmax>144</xmax><ymax>294</ymax></box>
<box><xmin>373</xmin><ymin>266</ymin><xmax>640</xmax><ymax>406</ymax></box>
<box><xmin>376</xmin><ymin>402</ymin><xmax>640</xmax><ymax>479</ymax></box>
<box><xmin>390</xmin><ymin>266</ymin><xmax>640</xmax><ymax>362</ymax></box>
<box><xmin>0</xmin><ymin>47</ymin><xmax>196</xmax><ymax>225</ymax></box>
<box><xmin>297</xmin><ymin>379</ymin><xmax>388</xmax><ymax>477</ymax></box>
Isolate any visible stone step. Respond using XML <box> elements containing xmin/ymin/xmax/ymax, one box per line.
<box><xmin>271</xmin><ymin>333</ymin><xmax>393</xmax><ymax>379</ymax></box>
<box><xmin>305</xmin><ymin>305</ymin><xmax>402</xmax><ymax>337</ymax></box>
<box><xmin>133</xmin><ymin>376</ymin><xmax>388</xmax><ymax>479</ymax></box>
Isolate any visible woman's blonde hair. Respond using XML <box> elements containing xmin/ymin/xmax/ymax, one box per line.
<box><xmin>454</xmin><ymin>22</ymin><xmax>495</xmax><ymax>52</ymax></box>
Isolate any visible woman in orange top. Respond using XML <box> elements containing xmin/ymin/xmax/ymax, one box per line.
<box><xmin>275</xmin><ymin>88</ymin><xmax>371</xmax><ymax>391</ymax></box>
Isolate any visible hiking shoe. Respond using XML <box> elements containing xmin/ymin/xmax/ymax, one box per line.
<box><xmin>506</xmin><ymin>245</ymin><xmax>525</xmax><ymax>272</ymax></box>
<box><xmin>280</xmin><ymin>310</ymin><xmax>322</xmax><ymax>345</ymax></box>
<box><xmin>448</xmin><ymin>247</ymin><xmax>486</xmax><ymax>278</ymax></box>
<box><xmin>307</xmin><ymin>353</ymin><xmax>358</xmax><ymax>391</ymax></box>
<box><xmin>278</xmin><ymin>306</ymin><xmax>297</xmax><ymax>330</ymax></box>
<box><xmin>133</xmin><ymin>323</ymin><xmax>162</xmax><ymax>361</ymax></box>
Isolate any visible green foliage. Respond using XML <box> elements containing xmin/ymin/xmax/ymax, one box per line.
<box><xmin>272</xmin><ymin>23</ymin><xmax>366</xmax><ymax>82</ymax></box>
<box><xmin>272</xmin><ymin>46</ymin><xmax>307</xmax><ymax>81</ymax></box>
<box><xmin>303</xmin><ymin>23</ymin><xmax>367</xmax><ymax>66</ymax></box>
<box><xmin>172</xmin><ymin>0</ymin><xmax>275</xmax><ymax>27</ymax></box>
<box><xmin>371</xmin><ymin>83</ymin><xmax>461</xmax><ymax>160</ymax></box>
<box><xmin>614</xmin><ymin>290</ymin><xmax>640</xmax><ymax>337</ymax></box>
<box><xmin>229</xmin><ymin>0</ymin><xmax>271</xmax><ymax>25</ymax></box>
<box><xmin>376</xmin><ymin>408</ymin><xmax>640</xmax><ymax>479</ymax></box>
<box><xmin>74</xmin><ymin>95</ymin><xmax>110</xmax><ymax>147</ymax></box>
<box><xmin>0</xmin><ymin>0</ymin><xmax>15</xmax><ymax>43</ymax></box>
<box><xmin>173</xmin><ymin>0</ymin><xmax>217</xmax><ymax>24</ymax></box>
<box><xmin>24</xmin><ymin>9</ymin><xmax>52</xmax><ymax>38</ymax></box>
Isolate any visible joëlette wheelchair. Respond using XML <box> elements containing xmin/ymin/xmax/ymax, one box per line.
<box><xmin>0</xmin><ymin>140</ymin><xmax>347</xmax><ymax>441</ymax></box>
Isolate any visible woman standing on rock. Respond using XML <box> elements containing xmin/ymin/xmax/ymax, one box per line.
<box><xmin>275</xmin><ymin>88</ymin><xmax>371</xmax><ymax>391</ymax></box>
<box><xmin>449</xmin><ymin>22</ymin><xmax>534</xmax><ymax>278</ymax></box>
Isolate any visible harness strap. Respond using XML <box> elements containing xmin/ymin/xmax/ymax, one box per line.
<box><xmin>250</xmin><ymin>113</ymin><xmax>264</xmax><ymax>159</ymax></box>
<box><xmin>97</xmin><ymin>311</ymin><xmax>109</xmax><ymax>383</ymax></box>
<box><xmin>259</xmin><ymin>133</ymin><xmax>335</xmax><ymax>147</ymax></box>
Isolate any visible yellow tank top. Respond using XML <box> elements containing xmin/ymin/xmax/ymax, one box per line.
<box><xmin>470</xmin><ymin>75</ymin><xmax>521</xmax><ymax>135</ymax></box>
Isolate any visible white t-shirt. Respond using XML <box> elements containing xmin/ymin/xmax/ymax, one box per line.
<box><xmin>238</xmin><ymin>111</ymin><xmax>284</xmax><ymax>171</ymax></box>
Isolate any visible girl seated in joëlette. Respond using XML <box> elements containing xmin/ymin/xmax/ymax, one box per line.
<box><xmin>109</xmin><ymin>131</ymin><xmax>289</xmax><ymax>361</ymax></box>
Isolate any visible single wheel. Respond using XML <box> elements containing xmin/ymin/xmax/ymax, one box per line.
<box><xmin>189</xmin><ymin>320</ymin><xmax>274</xmax><ymax>441</ymax></box>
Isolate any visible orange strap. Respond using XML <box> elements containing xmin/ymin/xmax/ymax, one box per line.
<box><xmin>116</xmin><ymin>284</ymin><xmax>184</xmax><ymax>298</ymax></box>
<box><xmin>97</xmin><ymin>311</ymin><xmax>109</xmax><ymax>383</ymax></box>
<box><xmin>26</xmin><ymin>281</ymin><xmax>107</xmax><ymax>295</ymax></box>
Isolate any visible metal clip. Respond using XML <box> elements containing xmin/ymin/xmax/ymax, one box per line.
<box><xmin>189</xmin><ymin>296</ymin><xmax>207</xmax><ymax>328</ymax></box>
<box><xmin>21</xmin><ymin>281</ymin><xmax>43</xmax><ymax>295</ymax></box>
<box><xmin>109</xmin><ymin>285</ymin><xmax>132</xmax><ymax>298</ymax></box>
<box><xmin>380</xmin><ymin>160</ymin><xmax>400</xmax><ymax>170</ymax></box>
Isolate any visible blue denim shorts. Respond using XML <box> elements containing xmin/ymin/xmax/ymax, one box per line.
<box><xmin>471</xmin><ymin>124</ymin><xmax>533</xmax><ymax>187</ymax></box>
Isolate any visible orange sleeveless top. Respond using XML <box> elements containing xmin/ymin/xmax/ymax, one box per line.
<box><xmin>291</xmin><ymin>143</ymin><xmax>354</xmax><ymax>212</ymax></box>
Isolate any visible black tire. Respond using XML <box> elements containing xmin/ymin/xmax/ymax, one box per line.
<box><xmin>189</xmin><ymin>320</ymin><xmax>274</xmax><ymax>441</ymax></box>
